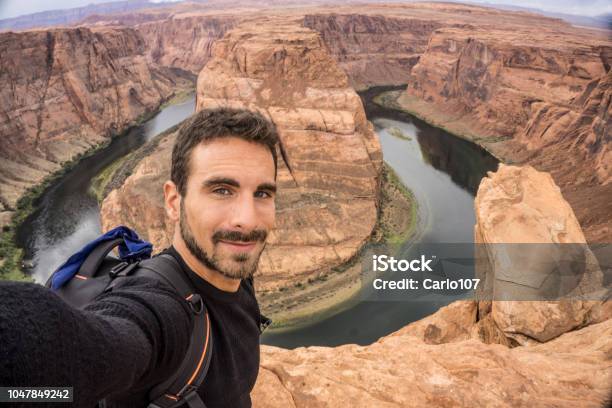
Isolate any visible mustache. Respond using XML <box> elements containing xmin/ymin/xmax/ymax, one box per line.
<box><xmin>212</xmin><ymin>229</ymin><xmax>268</xmax><ymax>244</ymax></box>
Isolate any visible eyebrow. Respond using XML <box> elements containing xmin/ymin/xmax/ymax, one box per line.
<box><xmin>202</xmin><ymin>177</ymin><xmax>276</xmax><ymax>193</ymax></box>
<box><xmin>202</xmin><ymin>177</ymin><xmax>240</xmax><ymax>189</ymax></box>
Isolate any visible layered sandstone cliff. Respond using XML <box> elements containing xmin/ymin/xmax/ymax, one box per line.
<box><xmin>251</xmin><ymin>165</ymin><xmax>611</xmax><ymax>407</ymax></box>
<box><xmin>0</xmin><ymin>26</ymin><xmax>191</xmax><ymax>227</ymax></box>
<box><xmin>100</xmin><ymin>18</ymin><xmax>382</xmax><ymax>291</ymax></box>
<box><xmin>77</xmin><ymin>6</ymin><xmax>244</xmax><ymax>79</ymax></box>
<box><xmin>299</xmin><ymin>4</ymin><xmax>587</xmax><ymax>90</ymax></box>
<box><xmin>8</xmin><ymin>5</ymin><xmax>604</xmax><ymax>404</ymax></box>
<box><xmin>302</xmin><ymin>14</ymin><xmax>439</xmax><ymax>90</ymax></box>
<box><xmin>395</xmin><ymin>15</ymin><xmax>611</xmax><ymax>241</ymax></box>
<box><xmin>136</xmin><ymin>14</ymin><xmax>240</xmax><ymax>74</ymax></box>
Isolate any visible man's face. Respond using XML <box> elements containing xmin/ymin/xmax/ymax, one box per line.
<box><xmin>176</xmin><ymin>137</ymin><xmax>276</xmax><ymax>280</ymax></box>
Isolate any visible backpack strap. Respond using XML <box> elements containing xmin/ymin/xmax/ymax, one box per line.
<box><xmin>45</xmin><ymin>238</ymin><xmax>126</xmax><ymax>289</ymax></box>
<box><xmin>132</xmin><ymin>254</ymin><xmax>213</xmax><ymax>408</ymax></box>
<box><xmin>78</xmin><ymin>237</ymin><xmax>125</xmax><ymax>278</ymax></box>
<box><xmin>46</xmin><ymin>238</ymin><xmax>133</xmax><ymax>309</ymax></box>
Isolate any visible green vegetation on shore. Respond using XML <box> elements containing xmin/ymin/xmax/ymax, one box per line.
<box><xmin>379</xmin><ymin>164</ymin><xmax>417</xmax><ymax>245</ymax></box>
<box><xmin>89</xmin><ymin>120</ymin><xmax>186</xmax><ymax>205</ymax></box>
<box><xmin>388</xmin><ymin>126</ymin><xmax>412</xmax><ymax>141</ymax></box>
<box><xmin>160</xmin><ymin>89</ymin><xmax>195</xmax><ymax>109</ymax></box>
<box><xmin>0</xmin><ymin>233</ymin><xmax>27</xmax><ymax>281</ymax></box>
<box><xmin>373</xmin><ymin>90</ymin><xmax>473</xmax><ymax>139</ymax></box>
<box><xmin>262</xmin><ymin>162</ymin><xmax>419</xmax><ymax>330</ymax></box>
<box><xmin>90</xmin><ymin>92</ymin><xmax>194</xmax><ymax>203</ymax></box>
<box><xmin>89</xmin><ymin>157</ymin><xmax>128</xmax><ymax>202</ymax></box>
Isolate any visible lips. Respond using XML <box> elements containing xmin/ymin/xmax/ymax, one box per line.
<box><xmin>218</xmin><ymin>240</ymin><xmax>257</xmax><ymax>252</ymax></box>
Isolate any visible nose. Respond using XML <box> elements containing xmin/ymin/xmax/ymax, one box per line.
<box><xmin>229</xmin><ymin>192</ymin><xmax>258</xmax><ymax>232</ymax></box>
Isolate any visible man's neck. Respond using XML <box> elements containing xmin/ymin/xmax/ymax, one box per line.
<box><xmin>172</xmin><ymin>238</ymin><xmax>241</xmax><ymax>293</ymax></box>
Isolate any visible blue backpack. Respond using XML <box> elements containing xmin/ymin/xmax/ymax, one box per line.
<box><xmin>45</xmin><ymin>226</ymin><xmax>213</xmax><ymax>408</ymax></box>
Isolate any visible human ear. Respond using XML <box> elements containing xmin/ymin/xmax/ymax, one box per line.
<box><xmin>163</xmin><ymin>180</ymin><xmax>180</xmax><ymax>222</ymax></box>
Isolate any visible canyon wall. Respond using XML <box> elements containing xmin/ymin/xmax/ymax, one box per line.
<box><xmin>0</xmin><ymin>26</ymin><xmax>191</xmax><ymax>227</ymax></box>
<box><xmin>80</xmin><ymin>9</ymin><xmax>242</xmax><ymax>83</ymax></box>
<box><xmin>302</xmin><ymin>14</ymin><xmax>440</xmax><ymax>90</ymax></box>
<box><xmin>3</xmin><ymin>4</ymin><xmax>607</xmax><ymax>404</ymax></box>
<box><xmin>136</xmin><ymin>14</ymin><xmax>240</xmax><ymax>74</ymax></box>
<box><xmin>251</xmin><ymin>164</ymin><xmax>611</xmax><ymax>407</ymax></box>
<box><xmin>405</xmin><ymin>26</ymin><xmax>608</xmax><ymax>140</ymax></box>
<box><xmin>399</xmin><ymin>19</ymin><xmax>611</xmax><ymax>242</ymax></box>
<box><xmin>100</xmin><ymin>18</ymin><xmax>382</xmax><ymax>291</ymax></box>
<box><xmin>299</xmin><ymin>4</ymin><xmax>577</xmax><ymax>90</ymax></box>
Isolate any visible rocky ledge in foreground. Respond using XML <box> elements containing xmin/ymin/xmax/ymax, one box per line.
<box><xmin>100</xmin><ymin>18</ymin><xmax>383</xmax><ymax>295</ymax></box>
<box><xmin>252</xmin><ymin>164</ymin><xmax>611</xmax><ymax>407</ymax></box>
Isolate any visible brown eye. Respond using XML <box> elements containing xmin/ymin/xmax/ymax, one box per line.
<box><xmin>213</xmin><ymin>188</ymin><xmax>232</xmax><ymax>196</ymax></box>
<box><xmin>254</xmin><ymin>190</ymin><xmax>272</xmax><ymax>198</ymax></box>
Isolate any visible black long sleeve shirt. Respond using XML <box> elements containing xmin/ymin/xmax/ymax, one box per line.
<box><xmin>0</xmin><ymin>246</ymin><xmax>262</xmax><ymax>408</ymax></box>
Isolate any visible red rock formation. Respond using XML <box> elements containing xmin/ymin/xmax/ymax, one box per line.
<box><xmin>396</xmin><ymin>19</ymin><xmax>611</xmax><ymax>241</ymax></box>
<box><xmin>136</xmin><ymin>14</ymin><xmax>240</xmax><ymax>74</ymax></box>
<box><xmin>474</xmin><ymin>165</ymin><xmax>607</xmax><ymax>345</ymax></box>
<box><xmin>253</xmin><ymin>318</ymin><xmax>611</xmax><ymax>407</ymax></box>
<box><xmin>74</xmin><ymin>5</ymin><xmax>243</xmax><ymax>78</ymax></box>
<box><xmin>285</xmin><ymin>3</ymin><xmax>612</xmax><ymax>242</ymax></box>
<box><xmin>4</xmin><ymin>6</ymin><xmax>602</xmax><ymax>403</ymax></box>
<box><xmin>100</xmin><ymin>18</ymin><xmax>382</xmax><ymax>291</ymax></box>
<box><xmin>95</xmin><ymin>0</ymin><xmax>610</xmax><ymax>291</ymax></box>
<box><xmin>405</xmin><ymin>25</ymin><xmax>608</xmax><ymax>141</ymax></box>
<box><xmin>0</xmin><ymin>26</ymin><xmax>190</xmax><ymax>226</ymax></box>
<box><xmin>303</xmin><ymin>14</ymin><xmax>440</xmax><ymax>90</ymax></box>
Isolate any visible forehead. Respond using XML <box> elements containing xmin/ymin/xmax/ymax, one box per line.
<box><xmin>188</xmin><ymin>136</ymin><xmax>275</xmax><ymax>183</ymax></box>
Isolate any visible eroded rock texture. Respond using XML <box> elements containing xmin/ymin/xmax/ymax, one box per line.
<box><xmin>397</xmin><ymin>12</ymin><xmax>611</xmax><ymax>241</ymax></box>
<box><xmin>7</xmin><ymin>2</ymin><xmax>610</xmax><ymax>244</ymax></box>
<box><xmin>253</xmin><ymin>317</ymin><xmax>611</xmax><ymax>407</ymax></box>
<box><xmin>474</xmin><ymin>165</ymin><xmax>608</xmax><ymax>346</ymax></box>
<box><xmin>303</xmin><ymin>13</ymin><xmax>439</xmax><ymax>90</ymax></box>
<box><xmin>137</xmin><ymin>14</ymin><xmax>240</xmax><ymax>74</ymax></box>
<box><xmin>297</xmin><ymin>3</ymin><xmax>611</xmax><ymax>242</ymax></box>
<box><xmin>0</xmin><ymin>26</ymin><xmax>189</xmax><ymax>226</ymax></box>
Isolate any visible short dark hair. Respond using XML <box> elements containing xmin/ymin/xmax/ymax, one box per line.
<box><xmin>171</xmin><ymin>107</ymin><xmax>279</xmax><ymax>196</ymax></box>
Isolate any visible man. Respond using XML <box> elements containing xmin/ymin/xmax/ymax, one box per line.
<box><xmin>0</xmin><ymin>107</ymin><xmax>279</xmax><ymax>407</ymax></box>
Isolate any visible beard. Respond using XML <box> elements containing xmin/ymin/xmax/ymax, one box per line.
<box><xmin>179</xmin><ymin>199</ymin><xmax>267</xmax><ymax>280</ymax></box>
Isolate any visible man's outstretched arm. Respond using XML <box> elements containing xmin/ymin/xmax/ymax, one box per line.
<box><xmin>0</xmin><ymin>277</ymin><xmax>193</xmax><ymax>407</ymax></box>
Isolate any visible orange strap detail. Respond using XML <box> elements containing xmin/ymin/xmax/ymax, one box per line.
<box><xmin>187</xmin><ymin>313</ymin><xmax>210</xmax><ymax>386</ymax></box>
